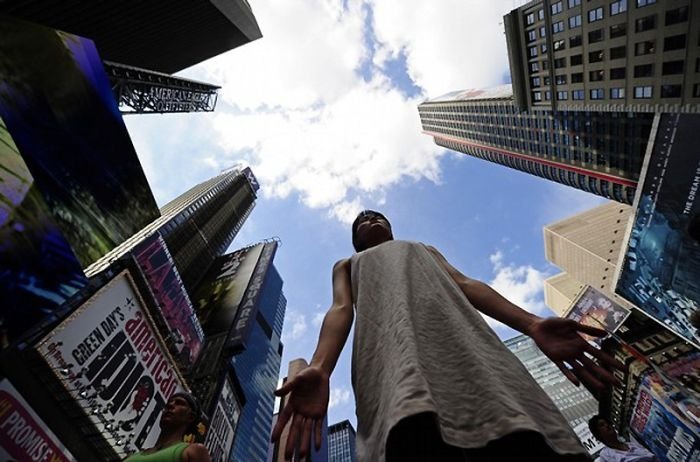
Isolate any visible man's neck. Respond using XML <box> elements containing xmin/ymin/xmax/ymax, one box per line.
<box><xmin>153</xmin><ymin>429</ymin><xmax>184</xmax><ymax>451</ymax></box>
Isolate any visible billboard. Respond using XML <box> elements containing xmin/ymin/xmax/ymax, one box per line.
<box><xmin>0</xmin><ymin>117</ymin><xmax>88</xmax><ymax>347</ymax></box>
<box><xmin>242</xmin><ymin>167</ymin><xmax>260</xmax><ymax>193</ymax></box>
<box><xmin>571</xmin><ymin>422</ymin><xmax>605</xmax><ymax>456</ymax></box>
<box><xmin>564</xmin><ymin>286</ymin><xmax>630</xmax><ymax>346</ymax></box>
<box><xmin>193</xmin><ymin>244</ymin><xmax>265</xmax><ymax>336</ymax></box>
<box><xmin>0</xmin><ymin>379</ymin><xmax>76</xmax><ymax>461</ymax></box>
<box><xmin>36</xmin><ymin>270</ymin><xmax>186</xmax><ymax>458</ymax></box>
<box><xmin>630</xmin><ymin>353</ymin><xmax>700</xmax><ymax>462</ymax></box>
<box><xmin>133</xmin><ymin>233</ymin><xmax>204</xmax><ymax>369</ymax></box>
<box><xmin>615</xmin><ymin>113</ymin><xmax>700</xmax><ymax>348</ymax></box>
<box><xmin>0</xmin><ymin>17</ymin><xmax>160</xmax><ymax>268</ymax></box>
<box><xmin>204</xmin><ymin>376</ymin><xmax>242</xmax><ymax>462</ymax></box>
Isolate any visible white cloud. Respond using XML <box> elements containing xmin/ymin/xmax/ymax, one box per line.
<box><xmin>484</xmin><ymin>250</ymin><xmax>550</xmax><ymax>329</ymax></box>
<box><xmin>312</xmin><ymin>311</ymin><xmax>326</xmax><ymax>327</ymax></box>
<box><xmin>328</xmin><ymin>387</ymin><xmax>352</xmax><ymax>409</ymax></box>
<box><xmin>283</xmin><ymin>310</ymin><xmax>309</xmax><ymax>340</ymax></box>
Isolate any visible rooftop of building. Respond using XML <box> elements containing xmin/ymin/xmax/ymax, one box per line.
<box><xmin>423</xmin><ymin>84</ymin><xmax>514</xmax><ymax>104</ymax></box>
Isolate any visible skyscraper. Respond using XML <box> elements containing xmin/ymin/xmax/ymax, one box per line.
<box><xmin>327</xmin><ymin>420</ymin><xmax>357</xmax><ymax>462</ymax></box>
<box><xmin>503</xmin><ymin>0</ymin><xmax>700</xmax><ymax>112</ymax></box>
<box><xmin>504</xmin><ymin>334</ymin><xmax>602</xmax><ymax>456</ymax></box>
<box><xmin>418</xmin><ymin>86</ymin><xmax>653</xmax><ymax>204</ymax></box>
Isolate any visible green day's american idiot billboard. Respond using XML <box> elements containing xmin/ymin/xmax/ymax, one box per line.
<box><xmin>204</xmin><ymin>375</ymin><xmax>241</xmax><ymax>462</ymax></box>
<box><xmin>564</xmin><ymin>286</ymin><xmax>630</xmax><ymax>346</ymax></box>
<box><xmin>0</xmin><ymin>17</ymin><xmax>160</xmax><ymax>268</ymax></box>
<box><xmin>615</xmin><ymin>114</ymin><xmax>700</xmax><ymax>348</ymax></box>
<box><xmin>0</xmin><ymin>379</ymin><xmax>76</xmax><ymax>461</ymax></box>
<box><xmin>36</xmin><ymin>271</ymin><xmax>186</xmax><ymax>458</ymax></box>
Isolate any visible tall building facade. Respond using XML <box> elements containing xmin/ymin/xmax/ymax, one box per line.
<box><xmin>230</xmin><ymin>261</ymin><xmax>287</xmax><ymax>462</ymax></box>
<box><xmin>542</xmin><ymin>201</ymin><xmax>635</xmax><ymax>313</ymax></box>
<box><xmin>504</xmin><ymin>335</ymin><xmax>600</xmax><ymax>454</ymax></box>
<box><xmin>418</xmin><ymin>87</ymin><xmax>654</xmax><ymax>204</ymax></box>
<box><xmin>327</xmin><ymin>420</ymin><xmax>357</xmax><ymax>462</ymax></box>
<box><xmin>504</xmin><ymin>0</ymin><xmax>700</xmax><ymax>112</ymax></box>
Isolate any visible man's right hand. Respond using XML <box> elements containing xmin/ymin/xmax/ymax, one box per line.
<box><xmin>270</xmin><ymin>365</ymin><xmax>330</xmax><ymax>460</ymax></box>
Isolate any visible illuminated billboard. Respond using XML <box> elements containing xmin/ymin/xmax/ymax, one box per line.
<box><xmin>204</xmin><ymin>375</ymin><xmax>242</xmax><ymax>462</ymax></box>
<box><xmin>133</xmin><ymin>233</ymin><xmax>204</xmax><ymax>369</ymax></box>
<box><xmin>193</xmin><ymin>244</ymin><xmax>265</xmax><ymax>336</ymax></box>
<box><xmin>0</xmin><ymin>17</ymin><xmax>160</xmax><ymax>268</ymax></box>
<box><xmin>36</xmin><ymin>270</ymin><xmax>186</xmax><ymax>458</ymax></box>
<box><xmin>0</xmin><ymin>379</ymin><xmax>76</xmax><ymax>461</ymax></box>
<box><xmin>564</xmin><ymin>286</ymin><xmax>630</xmax><ymax>346</ymax></box>
<box><xmin>0</xmin><ymin>117</ymin><xmax>88</xmax><ymax>346</ymax></box>
<box><xmin>614</xmin><ymin>114</ymin><xmax>700</xmax><ymax>348</ymax></box>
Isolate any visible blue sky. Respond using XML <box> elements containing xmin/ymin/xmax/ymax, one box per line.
<box><xmin>124</xmin><ymin>0</ymin><xmax>606</xmax><ymax>428</ymax></box>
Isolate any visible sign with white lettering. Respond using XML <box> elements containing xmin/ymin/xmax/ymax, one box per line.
<box><xmin>36</xmin><ymin>271</ymin><xmax>186</xmax><ymax>458</ymax></box>
<box><xmin>0</xmin><ymin>379</ymin><xmax>75</xmax><ymax>461</ymax></box>
<box><xmin>571</xmin><ymin>422</ymin><xmax>604</xmax><ymax>456</ymax></box>
<box><xmin>241</xmin><ymin>167</ymin><xmax>260</xmax><ymax>193</ymax></box>
<box><xmin>204</xmin><ymin>376</ymin><xmax>241</xmax><ymax>462</ymax></box>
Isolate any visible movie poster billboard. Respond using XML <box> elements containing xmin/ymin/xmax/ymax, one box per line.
<box><xmin>0</xmin><ymin>379</ymin><xmax>76</xmax><ymax>461</ymax></box>
<box><xmin>564</xmin><ymin>286</ymin><xmax>630</xmax><ymax>346</ymax></box>
<box><xmin>629</xmin><ymin>353</ymin><xmax>700</xmax><ymax>462</ymax></box>
<box><xmin>36</xmin><ymin>271</ymin><xmax>186</xmax><ymax>458</ymax></box>
<box><xmin>615</xmin><ymin>113</ymin><xmax>700</xmax><ymax>348</ymax></box>
<box><xmin>0</xmin><ymin>17</ymin><xmax>160</xmax><ymax>268</ymax></box>
<box><xmin>0</xmin><ymin>117</ymin><xmax>88</xmax><ymax>347</ymax></box>
<box><xmin>193</xmin><ymin>244</ymin><xmax>265</xmax><ymax>336</ymax></box>
<box><xmin>204</xmin><ymin>376</ymin><xmax>242</xmax><ymax>462</ymax></box>
<box><xmin>133</xmin><ymin>233</ymin><xmax>204</xmax><ymax>369</ymax></box>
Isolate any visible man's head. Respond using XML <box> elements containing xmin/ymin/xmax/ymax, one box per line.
<box><xmin>160</xmin><ymin>392</ymin><xmax>201</xmax><ymax>433</ymax></box>
<box><xmin>588</xmin><ymin>414</ymin><xmax>618</xmax><ymax>445</ymax></box>
<box><xmin>351</xmin><ymin>210</ymin><xmax>393</xmax><ymax>252</ymax></box>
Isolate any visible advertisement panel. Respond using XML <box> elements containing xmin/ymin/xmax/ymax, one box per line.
<box><xmin>629</xmin><ymin>353</ymin><xmax>700</xmax><ymax>462</ymax></box>
<box><xmin>0</xmin><ymin>117</ymin><xmax>88</xmax><ymax>347</ymax></box>
<box><xmin>0</xmin><ymin>17</ymin><xmax>160</xmax><ymax>268</ymax></box>
<box><xmin>571</xmin><ymin>422</ymin><xmax>605</xmax><ymax>456</ymax></box>
<box><xmin>241</xmin><ymin>167</ymin><xmax>260</xmax><ymax>193</ymax></box>
<box><xmin>564</xmin><ymin>286</ymin><xmax>630</xmax><ymax>345</ymax></box>
<box><xmin>615</xmin><ymin>114</ymin><xmax>700</xmax><ymax>348</ymax></box>
<box><xmin>226</xmin><ymin>242</ymin><xmax>278</xmax><ymax>351</ymax></box>
<box><xmin>204</xmin><ymin>376</ymin><xmax>241</xmax><ymax>462</ymax></box>
<box><xmin>133</xmin><ymin>233</ymin><xmax>204</xmax><ymax>368</ymax></box>
<box><xmin>193</xmin><ymin>244</ymin><xmax>265</xmax><ymax>335</ymax></box>
<box><xmin>36</xmin><ymin>271</ymin><xmax>186</xmax><ymax>458</ymax></box>
<box><xmin>0</xmin><ymin>379</ymin><xmax>76</xmax><ymax>461</ymax></box>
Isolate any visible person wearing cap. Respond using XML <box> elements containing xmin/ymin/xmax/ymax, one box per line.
<box><xmin>272</xmin><ymin>210</ymin><xmax>624</xmax><ymax>461</ymax></box>
<box><xmin>124</xmin><ymin>392</ymin><xmax>210</xmax><ymax>462</ymax></box>
<box><xmin>587</xmin><ymin>415</ymin><xmax>658</xmax><ymax>461</ymax></box>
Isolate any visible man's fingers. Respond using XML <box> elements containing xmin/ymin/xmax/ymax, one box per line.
<box><xmin>271</xmin><ymin>403</ymin><xmax>293</xmax><ymax>443</ymax></box>
<box><xmin>285</xmin><ymin>413</ymin><xmax>303</xmax><ymax>460</ymax></box>
<box><xmin>299</xmin><ymin>417</ymin><xmax>313</xmax><ymax>457</ymax></box>
<box><xmin>584</xmin><ymin>343</ymin><xmax>625</xmax><ymax>371</ymax></box>
<box><xmin>274</xmin><ymin>377</ymin><xmax>297</xmax><ymax>397</ymax></box>
<box><xmin>574</xmin><ymin>322</ymin><xmax>608</xmax><ymax>338</ymax></box>
<box><xmin>314</xmin><ymin>419</ymin><xmax>322</xmax><ymax>451</ymax></box>
<box><xmin>579</xmin><ymin>354</ymin><xmax>620</xmax><ymax>387</ymax></box>
<box><xmin>554</xmin><ymin>361</ymin><xmax>579</xmax><ymax>386</ymax></box>
<box><xmin>571</xmin><ymin>360</ymin><xmax>604</xmax><ymax>396</ymax></box>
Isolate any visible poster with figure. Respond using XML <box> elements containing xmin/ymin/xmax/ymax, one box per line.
<box><xmin>615</xmin><ymin>114</ymin><xmax>700</xmax><ymax>348</ymax></box>
<box><xmin>36</xmin><ymin>271</ymin><xmax>186</xmax><ymax>458</ymax></box>
<box><xmin>565</xmin><ymin>286</ymin><xmax>630</xmax><ymax>345</ymax></box>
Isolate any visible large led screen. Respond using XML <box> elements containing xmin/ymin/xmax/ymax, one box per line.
<box><xmin>0</xmin><ymin>17</ymin><xmax>160</xmax><ymax>268</ymax></box>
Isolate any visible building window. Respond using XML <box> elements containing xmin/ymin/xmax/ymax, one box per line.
<box><xmin>541</xmin><ymin>43</ymin><xmax>548</xmax><ymax>53</ymax></box>
<box><xmin>635</xmin><ymin>40</ymin><xmax>655</xmax><ymax>56</ymax></box>
<box><xmin>665</xmin><ymin>6</ymin><xmax>688</xmax><ymax>26</ymax></box>
<box><xmin>553</xmin><ymin>21</ymin><xmax>565</xmax><ymax>34</ymax></box>
<box><xmin>539</xmin><ymin>9</ymin><xmax>545</xmax><ymax>20</ymax></box>
<box><xmin>662</xmin><ymin>60</ymin><xmax>684</xmax><ymax>75</ymax></box>
<box><xmin>530</xmin><ymin>62</ymin><xmax>540</xmax><ymax>72</ymax></box>
<box><xmin>694</xmin><ymin>84</ymin><xmax>700</xmax><ymax>97</ymax></box>
<box><xmin>610</xmin><ymin>46</ymin><xmax>626</xmax><ymax>59</ymax></box>
<box><xmin>610</xmin><ymin>88</ymin><xmax>625</xmax><ymax>99</ymax></box>
<box><xmin>533</xmin><ymin>91</ymin><xmax>543</xmax><ymax>101</ymax></box>
<box><xmin>664</xmin><ymin>34</ymin><xmax>686</xmax><ymax>52</ymax></box>
<box><xmin>545</xmin><ymin>91</ymin><xmax>552</xmax><ymax>100</ymax></box>
<box><xmin>554</xmin><ymin>57</ymin><xmax>567</xmax><ymax>68</ymax></box>
<box><xmin>634</xmin><ymin>86</ymin><xmax>653</xmax><ymax>98</ymax></box>
<box><xmin>588</xmin><ymin>28</ymin><xmax>604</xmax><ymax>43</ymax></box>
<box><xmin>571</xmin><ymin>72</ymin><xmax>584</xmax><ymax>83</ymax></box>
<box><xmin>570</xmin><ymin>54</ymin><xmax>583</xmax><ymax>65</ymax></box>
<box><xmin>541</xmin><ymin>26</ymin><xmax>547</xmax><ymax>37</ymax></box>
<box><xmin>569</xmin><ymin>15</ymin><xmax>582</xmax><ymax>28</ymax></box>
<box><xmin>568</xmin><ymin>0</ymin><xmax>581</xmax><ymax>7</ymax></box>
<box><xmin>588</xmin><ymin>7</ymin><xmax>604</xmax><ymax>23</ymax></box>
<box><xmin>590</xmin><ymin>70</ymin><xmax>604</xmax><ymax>82</ymax></box>
<box><xmin>554</xmin><ymin>39</ymin><xmax>566</xmax><ymax>51</ymax></box>
<box><xmin>570</xmin><ymin>35</ymin><xmax>582</xmax><ymax>47</ymax></box>
<box><xmin>544</xmin><ymin>76</ymin><xmax>551</xmax><ymax>85</ymax></box>
<box><xmin>529</xmin><ymin>46</ymin><xmax>538</xmax><ymax>57</ymax></box>
<box><xmin>526</xmin><ymin>12</ymin><xmax>535</xmax><ymax>25</ymax></box>
<box><xmin>543</xmin><ymin>60</ymin><xmax>550</xmax><ymax>70</ymax></box>
<box><xmin>634</xmin><ymin>64</ymin><xmax>654</xmax><ymax>77</ymax></box>
<box><xmin>551</xmin><ymin>1</ymin><xmax>563</xmax><ymax>15</ymax></box>
<box><xmin>556</xmin><ymin>74</ymin><xmax>567</xmax><ymax>84</ymax></box>
<box><xmin>589</xmin><ymin>50</ymin><xmax>604</xmax><ymax>63</ymax></box>
<box><xmin>532</xmin><ymin>76</ymin><xmax>542</xmax><ymax>87</ymax></box>
<box><xmin>611</xmin><ymin>0</ymin><xmax>627</xmax><ymax>15</ymax></box>
<box><xmin>528</xmin><ymin>29</ymin><xmax>537</xmax><ymax>42</ymax></box>
<box><xmin>572</xmin><ymin>89</ymin><xmax>585</xmax><ymax>100</ymax></box>
<box><xmin>660</xmin><ymin>84</ymin><xmax>682</xmax><ymax>98</ymax></box>
<box><xmin>635</xmin><ymin>15</ymin><xmax>656</xmax><ymax>32</ymax></box>
<box><xmin>610</xmin><ymin>67</ymin><xmax>626</xmax><ymax>79</ymax></box>
<box><xmin>636</xmin><ymin>0</ymin><xmax>656</xmax><ymax>7</ymax></box>
<box><xmin>557</xmin><ymin>91</ymin><xmax>568</xmax><ymax>100</ymax></box>
<box><xmin>610</xmin><ymin>23</ymin><xmax>627</xmax><ymax>39</ymax></box>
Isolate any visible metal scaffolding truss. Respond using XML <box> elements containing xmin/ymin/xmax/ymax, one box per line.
<box><xmin>104</xmin><ymin>61</ymin><xmax>220</xmax><ymax>114</ymax></box>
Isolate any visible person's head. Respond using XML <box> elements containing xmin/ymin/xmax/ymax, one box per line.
<box><xmin>160</xmin><ymin>392</ymin><xmax>200</xmax><ymax>434</ymax></box>
<box><xmin>351</xmin><ymin>210</ymin><xmax>393</xmax><ymax>252</ymax></box>
<box><xmin>588</xmin><ymin>415</ymin><xmax>618</xmax><ymax>445</ymax></box>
